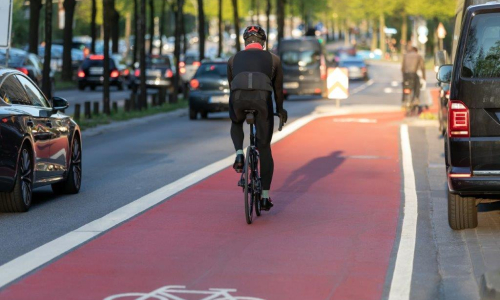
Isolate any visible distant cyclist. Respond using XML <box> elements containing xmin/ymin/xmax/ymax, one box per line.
<box><xmin>401</xmin><ymin>46</ymin><xmax>426</xmax><ymax>104</ymax></box>
<box><xmin>227</xmin><ymin>25</ymin><xmax>287</xmax><ymax>211</ymax></box>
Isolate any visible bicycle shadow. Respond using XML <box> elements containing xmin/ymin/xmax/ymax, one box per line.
<box><xmin>272</xmin><ymin>150</ymin><xmax>345</xmax><ymax>212</ymax></box>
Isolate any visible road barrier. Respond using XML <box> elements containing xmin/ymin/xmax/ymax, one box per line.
<box><xmin>327</xmin><ymin>67</ymin><xmax>349</xmax><ymax>108</ymax></box>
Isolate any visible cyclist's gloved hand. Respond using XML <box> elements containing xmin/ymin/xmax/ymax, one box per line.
<box><xmin>277</xmin><ymin>108</ymin><xmax>288</xmax><ymax>124</ymax></box>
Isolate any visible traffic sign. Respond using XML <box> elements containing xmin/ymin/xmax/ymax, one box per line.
<box><xmin>0</xmin><ymin>0</ymin><xmax>13</xmax><ymax>48</ymax></box>
<box><xmin>418</xmin><ymin>25</ymin><xmax>429</xmax><ymax>37</ymax></box>
<box><xmin>327</xmin><ymin>67</ymin><xmax>349</xmax><ymax>100</ymax></box>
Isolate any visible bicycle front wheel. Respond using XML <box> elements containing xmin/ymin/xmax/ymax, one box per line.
<box><xmin>244</xmin><ymin>147</ymin><xmax>253</xmax><ymax>224</ymax></box>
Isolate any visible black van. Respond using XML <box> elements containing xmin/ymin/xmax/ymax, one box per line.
<box><xmin>278</xmin><ymin>38</ymin><xmax>327</xmax><ymax>99</ymax></box>
<box><xmin>437</xmin><ymin>2</ymin><xmax>500</xmax><ymax>230</ymax></box>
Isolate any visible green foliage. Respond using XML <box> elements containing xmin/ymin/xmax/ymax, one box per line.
<box><xmin>11</xmin><ymin>0</ymin><xmax>29</xmax><ymax>47</ymax></box>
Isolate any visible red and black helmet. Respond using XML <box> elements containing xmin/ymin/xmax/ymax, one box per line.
<box><xmin>243</xmin><ymin>25</ymin><xmax>267</xmax><ymax>42</ymax></box>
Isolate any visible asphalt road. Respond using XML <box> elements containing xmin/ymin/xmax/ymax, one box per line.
<box><xmin>3</xmin><ymin>60</ymin><xmax>498</xmax><ymax>299</ymax></box>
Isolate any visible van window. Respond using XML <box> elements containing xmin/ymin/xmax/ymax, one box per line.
<box><xmin>462</xmin><ymin>13</ymin><xmax>500</xmax><ymax>78</ymax></box>
<box><xmin>281</xmin><ymin>51</ymin><xmax>320</xmax><ymax>67</ymax></box>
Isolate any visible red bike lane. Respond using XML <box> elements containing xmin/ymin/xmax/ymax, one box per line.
<box><xmin>0</xmin><ymin>112</ymin><xmax>403</xmax><ymax>300</ymax></box>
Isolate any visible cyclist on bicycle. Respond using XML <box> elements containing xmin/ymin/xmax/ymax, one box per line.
<box><xmin>401</xmin><ymin>46</ymin><xmax>426</xmax><ymax>104</ymax></box>
<box><xmin>227</xmin><ymin>25</ymin><xmax>287</xmax><ymax>211</ymax></box>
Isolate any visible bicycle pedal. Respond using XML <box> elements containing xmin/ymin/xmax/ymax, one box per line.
<box><xmin>238</xmin><ymin>178</ymin><xmax>245</xmax><ymax>187</ymax></box>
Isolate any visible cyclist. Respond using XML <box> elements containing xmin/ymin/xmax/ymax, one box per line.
<box><xmin>401</xmin><ymin>46</ymin><xmax>426</xmax><ymax>104</ymax></box>
<box><xmin>227</xmin><ymin>25</ymin><xmax>287</xmax><ymax>211</ymax></box>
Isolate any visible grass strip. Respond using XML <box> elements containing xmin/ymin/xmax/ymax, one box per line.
<box><xmin>76</xmin><ymin>100</ymin><xmax>188</xmax><ymax>131</ymax></box>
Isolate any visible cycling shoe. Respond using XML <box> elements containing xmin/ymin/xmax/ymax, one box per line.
<box><xmin>261</xmin><ymin>198</ymin><xmax>274</xmax><ymax>211</ymax></box>
<box><xmin>233</xmin><ymin>154</ymin><xmax>244</xmax><ymax>173</ymax></box>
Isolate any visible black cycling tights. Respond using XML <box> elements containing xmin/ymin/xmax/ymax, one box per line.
<box><xmin>231</xmin><ymin>118</ymin><xmax>274</xmax><ymax>190</ymax></box>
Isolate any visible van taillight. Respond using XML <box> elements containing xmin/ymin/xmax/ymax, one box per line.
<box><xmin>448</xmin><ymin>100</ymin><xmax>469</xmax><ymax>138</ymax></box>
<box><xmin>320</xmin><ymin>55</ymin><xmax>327</xmax><ymax>80</ymax></box>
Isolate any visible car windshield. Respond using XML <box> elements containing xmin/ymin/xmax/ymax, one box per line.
<box><xmin>0</xmin><ymin>55</ymin><xmax>24</xmax><ymax>66</ymax></box>
<box><xmin>184</xmin><ymin>55</ymin><xmax>199</xmax><ymax>64</ymax></box>
<box><xmin>339</xmin><ymin>60</ymin><xmax>365</xmax><ymax>67</ymax></box>
<box><xmin>281</xmin><ymin>51</ymin><xmax>320</xmax><ymax>67</ymax></box>
<box><xmin>462</xmin><ymin>12</ymin><xmax>500</xmax><ymax>78</ymax></box>
<box><xmin>146</xmin><ymin>56</ymin><xmax>171</xmax><ymax>67</ymax></box>
<box><xmin>81</xmin><ymin>58</ymin><xmax>116</xmax><ymax>69</ymax></box>
<box><xmin>195</xmin><ymin>63</ymin><xmax>227</xmax><ymax>77</ymax></box>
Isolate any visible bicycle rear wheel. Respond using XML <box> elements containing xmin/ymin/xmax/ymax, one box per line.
<box><xmin>253</xmin><ymin>152</ymin><xmax>261</xmax><ymax>217</ymax></box>
<box><xmin>244</xmin><ymin>147</ymin><xmax>253</xmax><ymax>224</ymax></box>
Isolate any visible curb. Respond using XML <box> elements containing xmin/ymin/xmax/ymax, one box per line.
<box><xmin>480</xmin><ymin>271</ymin><xmax>500</xmax><ymax>300</ymax></box>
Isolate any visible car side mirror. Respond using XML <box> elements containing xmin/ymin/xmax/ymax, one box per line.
<box><xmin>52</xmin><ymin>97</ymin><xmax>69</xmax><ymax>112</ymax></box>
<box><xmin>437</xmin><ymin>64</ymin><xmax>453</xmax><ymax>83</ymax></box>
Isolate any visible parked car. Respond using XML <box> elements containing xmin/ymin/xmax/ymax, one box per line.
<box><xmin>77</xmin><ymin>55</ymin><xmax>126</xmax><ymax>90</ymax></box>
<box><xmin>0</xmin><ymin>69</ymin><xmax>82</xmax><ymax>212</ymax></box>
<box><xmin>132</xmin><ymin>55</ymin><xmax>175</xmax><ymax>92</ymax></box>
<box><xmin>0</xmin><ymin>48</ymin><xmax>55</xmax><ymax>91</ymax></box>
<box><xmin>437</xmin><ymin>2</ymin><xmax>500</xmax><ymax>230</ymax></box>
<box><xmin>38</xmin><ymin>45</ymin><xmax>84</xmax><ymax>71</ymax></box>
<box><xmin>339</xmin><ymin>58</ymin><xmax>368</xmax><ymax>80</ymax></box>
<box><xmin>278</xmin><ymin>37</ymin><xmax>327</xmax><ymax>99</ymax></box>
<box><xmin>188</xmin><ymin>59</ymin><xmax>229</xmax><ymax>120</ymax></box>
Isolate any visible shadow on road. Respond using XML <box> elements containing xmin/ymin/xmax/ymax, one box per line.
<box><xmin>274</xmin><ymin>150</ymin><xmax>345</xmax><ymax>210</ymax></box>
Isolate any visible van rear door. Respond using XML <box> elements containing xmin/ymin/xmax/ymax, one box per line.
<box><xmin>455</xmin><ymin>8</ymin><xmax>500</xmax><ymax>173</ymax></box>
<box><xmin>280</xmin><ymin>40</ymin><xmax>323</xmax><ymax>89</ymax></box>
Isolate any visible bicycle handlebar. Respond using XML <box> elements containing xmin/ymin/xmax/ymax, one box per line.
<box><xmin>274</xmin><ymin>113</ymin><xmax>285</xmax><ymax>132</ymax></box>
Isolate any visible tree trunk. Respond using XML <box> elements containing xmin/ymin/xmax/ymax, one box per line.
<box><xmin>288</xmin><ymin>0</ymin><xmax>293</xmax><ymax>36</ymax></box>
<box><xmin>276</xmin><ymin>0</ymin><xmax>284</xmax><ymax>44</ymax></box>
<box><xmin>379</xmin><ymin>12</ymin><xmax>386</xmax><ymax>54</ymax></box>
<box><xmin>231</xmin><ymin>0</ymin><xmax>241</xmax><ymax>52</ymax></box>
<box><xmin>133</xmin><ymin>0</ymin><xmax>138</xmax><ymax>64</ymax></box>
<box><xmin>172</xmin><ymin>0</ymin><xmax>184</xmax><ymax>103</ymax></box>
<box><xmin>197</xmin><ymin>0</ymin><xmax>205</xmax><ymax>60</ymax></box>
<box><xmin>42</xmin><ymin>0</ymin><xmax>52</xmax><ymax>99</ymax></box>
<box><xmin>62</xmin><ymin>0</ymin><xmax>76</xmax><ymax>81</ymax></box>
<box><xmin>111</xmin><ymin>1</ymin><xmax>120</xmax><ymax>54</ymax></box>
<box><xmin>218</xmin><ymin>0</ymin><xmax>223</xmax><ymax>57</ymax></box>
<box><xmin>125</xmin><ymin>13</ymin><xmax>131</xmax><ymax>58</ymax></box>
<box><xmin>29</xmin><ymin>0</ymin><xmax>42</xmax><ymax>54</ymax></box>
<box><xmin>103</xmin><ymin>0</ymin><xmax>112</xmax><ymax>115</ymax></box>
<box><xmin>401</xmin><ymin>12</ymin><xmax>408</xmax><ymax>54</ymax></box>
<box><xmin>149</xmin><ymin>0</ymin><xmax>155</xmax><ymax>55</ymax></box>
<box><xmin>140</xmin><ymin>0</ymin><xmax>148</xmax><ymax>108</ymax></box>
<box><xmin>266</xmin><ymin>0</ymin><xmax>270</xmax><ymax>49</ymax></box>
<box><xmin>371</xmin><ymin>20</ymin><xmax>378</xmax><ymax>51</ymax></box>
<box><xmin>159</xmin><ymin>0</ymin><xmax>167</xmax><ymax>55</ymax></box>
<box><xmin>181</xmin><ymin>8</ymin><xmax>187</xmax><ymax>55</ymax></box>
<box><xmin>344</xmin><ymin>19</ymin><xmax>349</xmax><ymax>46</ymax></box>
<box><xmin>91</xmin><ymin>0</ymin><xmax>97</xmax><ymax>53</ymax></box>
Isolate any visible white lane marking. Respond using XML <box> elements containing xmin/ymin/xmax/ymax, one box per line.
<box><xmin>333</xmin><ymin>118</ymin><xmax>377</xmax><ymax>123</ymax></box>
<box><xmin>388</xmin><ymin>124</ymin><xmax>418</xmax><ymax>300</ymax></box>
<box><xmin>351</xmin><ymin>79</ymin><xmax>374</xmax><ymax>94</ymax></box>
<box><xmin>0</xmin><ymin>105</ymin><xmax>402</xmax><ymax>289</ymax></box>
<box><xmin>391</xmin><ymin>81</ymin><xmax>399</xmax><ymax>87</ymax></box>
<box><xmin>384</xmin><ymin>87</ymin><xmax>394</xmax><ymax>94</ymax></box>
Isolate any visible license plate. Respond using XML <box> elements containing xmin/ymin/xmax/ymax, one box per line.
<box><xmin>89</xmin><ymin>67</ymin><xmax>103</xmax><ymax>75</ymax></box>
<box><xmin>284</xmin><ymin>82</ymin><xmax>299</xmax><ymax>89</ymax></box>
<box><xmin>210</xmin><ymin>95</ymin><xmax>229</xmax><ymax>104</ymax></box>
<box><xmin>146</xmin><ymin>70</ymin><xmax>162</xmax><ymax>77</ymax></box>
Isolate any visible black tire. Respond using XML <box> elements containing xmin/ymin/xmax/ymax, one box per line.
<box><xmin>200</xmin><ymin>111</ymin><xmax>208</xmax><ymax>119</ymax></box>
<box><xmin>52</xmin><ymin>137</ymin><xmax>82</xmax><ymax>194</ymax></box>
<box><xmin>78</xmin><ymin>82</ymin><xmax>86</xmax><ymax>91</ymax></box>
<box><xmin>284</xmin><ymin>94</ymin><xmax>289</xmax><ymax>101</ymax></box>
<box><xmin>117</xmin><ymin>81</ymin><xmax>124</xmax><ymax>91</ymax></box>
<box><xmin>244</xmin><ymin>147</ymin><xmax>253</xmax><ymax>224</ymax></box>
<box><xmin>0</xmin><ymin>146</ymin><xmax>33</xmax><ymax>212</ymax></box>
<box><xmin>252</xmin><ymin>151</ymin><xmax>261</xmax><ymax>217</ymax></box>
<box><xmin>189</xmin><ymin>108</ymin><xmax>197</xmax><ymax>120</ymax></box>
<box><xmin>448</xmin><ymin>191</ymin><xmax>478</xmax><ymax>230</ymax></box>
<box><xmin>90</xmin><ymin>85</ymin><xmax>96</xmax><ymax>91</ymax></box>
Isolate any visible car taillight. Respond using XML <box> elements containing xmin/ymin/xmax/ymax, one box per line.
<box><xmin>77</xmin><ymin>70</ymin><xmax>85</xmax><ymax>78</ymax></box>
<box><xmin>190</xmin><ymin>79</ymin><xmax>200</xmax><ymax>89</ymax></box>
<box><xmin>165</xmin><ymin>69</ymin><xmax>173</xmax><ymax>78</ymax></box>
<box><xmin>179</xmin><ymin>61</ymin><xmax>186</xmax><ymax>67</ymax></box>
<box><xmin>16</xmin><ymin>68</ymin><xmax>29</xmax><ymax>75</ymax></box>
<box><xmin>448</xmin><ymin>100</ymin><xmax>469</xmax><ymax>138</ymax></box>
<box><xmin>122</xmin><ymin>69</ymin><xmax>130</xmax><ymax>76</ymax></box>
<box><xmin>193</xmin><ymin>61</ymin><xmax>201</xmax><ymax>67</ymax></box>
<box><xmin>90</xmin><ymin>55</ymin><xmax>104</xmax><ymax>60</ymax></box>
<box><xmin>361</xmin><ymin>67</ymin><xmax>367</xmax><ymax>73</ymax></box>
<box><xmin>403</xmin><ymin>88</ymin><xmax>411</xmax><ymax>94</ymax></box>
<box><xmin>320</xmin><ymin>56</ymin><xmax>326</xmax><ymax>80</ymax></box>
<box><xmin>110</xmin><ymin>70</ymin><xmax>120</xmax><ymax>78</ymax></box>
<box><xmin>134</xmin><ymin>69</ymin><xmax>140</xmax><ymax>77</ymax></box>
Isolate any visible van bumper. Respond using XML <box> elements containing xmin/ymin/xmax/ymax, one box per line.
<box><xmin>449</xmin><ymin>175</ymin><xmax>500</xmax><ymax>195</ymax></box>
<box><xmin>283</xmin><ymin>81</ymin><xmax>325</xmax><ymax>96</ymax></box>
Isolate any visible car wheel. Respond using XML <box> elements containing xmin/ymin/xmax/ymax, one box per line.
<box><xmin>78</xmin><ymin>82</ymin><xmax>86</xmax><ymax>91</ymax></box>
<box><xmin>201</xmin><ymin>111</ymin><xmax>208</xmax><ymax>119</ymax></box>
<box><xmin>284</xmin><ymin>94</ymin><xmax>289</xmax><ymax>101</ymax></box>
<box><xmin>448</xmin><ymin>190</ymin><xmax>478</xmax><ymax>230</ymax></box>
<box><xmin>117</xmin><ymin>81</ymin><xmax>124</xmax><ymax>91</ymax></box>
<box><xmin>90</xmin><ymin>85</ymin><xmax>96</xmax><ymax>91</ymax></box>
<box><xmin>52</xmin><ymin>137</ymin><xmax>82</xmax><ymax>194</ymax></box>
<box><xmin>0</xmin><ymin>146</ymin><xmax>33</xmax><ymax>212</ymax></box>
<box><xmin>189</xmin><ymin>108</ymin><xmax>198</xmax><ymax>120</ymax></box>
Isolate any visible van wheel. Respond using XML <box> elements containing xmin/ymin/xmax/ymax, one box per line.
<box><xmin>189</xmin><ymin>108</ymin><xmax>197</xmax><ymax>120</ymax></box>
<box><xmin>200</xmin><ymin>111</ymin><xmax>208</xmax><ymax>119</ymax></box>
<box><xmin>448</xmin><ymin>191</ymin><xmax>478</xmax><ymax>230</ymax></box>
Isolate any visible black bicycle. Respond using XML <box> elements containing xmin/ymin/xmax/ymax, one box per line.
<box><xmin>238</xmin><ymin>110</ymin><xmax>284</xmax><ymax>224</ymax></box>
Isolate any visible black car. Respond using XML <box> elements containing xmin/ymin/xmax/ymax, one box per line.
<box><xmin>0</xmin><ymin>69</ymin><xmax>82</xmax><ymax>212</ymax></box>
<box><xmin>437</xmin><ymin>2</ymin><xmax>500</xmax><ymax>229</ymax></box>
<box><xmin>278</xmin><ymin>37</ymin><xmax>327</xmax><ymax>99</ymax></box>
<box><xmin>338</xmin><ymin>58</ymin><xmax>368</xmax><ymax>80</ymax></box>
<box><xmin>188</xmin><ymin>60</ymin><xmax>229</xmax><ymax>120</ymax></box>
<box><xmin>0</xmin><ymin>48</ymin><xmax>54</xmax><ymax>91</ymax></box>
<box><xmin>77</xmin><ymin>55</ymin><xmax>125</xmax><ymax>91</ymax></box>
<box><xmin>132</xmin><ymin>55</ymin><xmax>175</xmax><ymax>92</ymax></box>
